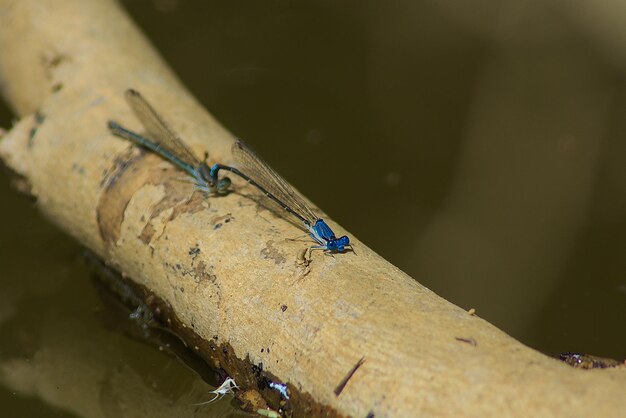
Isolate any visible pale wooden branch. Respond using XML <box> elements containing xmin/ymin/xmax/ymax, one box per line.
<box><xmin>0</xmin><ymin>0</ymin><xmax>624</xmax><ymax>416</ymax></box>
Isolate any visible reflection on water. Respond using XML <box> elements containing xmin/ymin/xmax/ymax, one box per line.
<box><xmin>1</xmin><ymin>0</ymin><xmax>625</xmax><ymax>414</ymax></box>
<box><xmin>0</xmin><ymin>175</ymin><xmax>245</xmax><ymax>416</ymax></box>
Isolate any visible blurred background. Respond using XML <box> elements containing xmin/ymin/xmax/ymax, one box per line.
<box><xmin>1</xmin><ymin>0</ymin><xmax>625</xmax><ymax>416</ymax></box>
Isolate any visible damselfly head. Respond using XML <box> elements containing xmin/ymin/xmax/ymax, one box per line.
<box><xmin>336</xmin><ymin>235</ymin><xmax>350</xmax><ymax>252</ymax></box>
<box><xmin>216</xmin><ymin>176</ymin><xmax>232</xmax><ymax>194</ymax></box>
<box><xmin>325</xmin><ymin>235</ymin><xmax>350</xmax><ymax>252</ymax></box>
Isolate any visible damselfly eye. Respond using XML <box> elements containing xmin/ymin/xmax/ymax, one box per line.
<box><xmin>217</xmin><ymin>176</ymin><xmax>232</xmax><ymax>194</ymax></box>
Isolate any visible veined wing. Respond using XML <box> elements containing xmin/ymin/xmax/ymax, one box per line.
<box><xmin>231</xmin><ymin>139</ymin><xmax>319</xmax><ymax>225</ymax></box>
<box><xmin>125</xmin><ymin>89</ymin><xmax>201</xmax><ymax>168</ymax></box>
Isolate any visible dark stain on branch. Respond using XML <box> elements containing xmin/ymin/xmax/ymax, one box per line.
<box><xmin>334</xmin><ymin>357</ymin><xmax>365</xmax><ymax>397</ymax></box>
<box><xmin>188</xmin><ymin>245</ymin><xmax>201</xmax><ymax>260</ymax></box>
<box><xmin>41</xmin><ymin>51</ymin><xmax>71</xmax><ymax>81</ymax></box>
<box><xmin>28</xmin><ymin>111</ymin><xmax>45</xmax><ymax>148</ymax></box>
<box><xmin>51</xmin><ymin>82</ymin><xmax>63</xmax><ymax>93</ymax></box>
<box><xmin>261</xmin><ymin>240</ymin><xmax>286</xmax><ymax>265</ymax></box>
<box><xmin>210</xmin><ymin>213</ymin><xmax>233</xmax><ymax>232</ymax></box>
<box><xmin>455</xmin><ymin>336</ymin><xmax>477</xmax><ymax>346</ymax></box>
<box><xmin>138</xmin><ymin>222</ymin><xmax>156</xmax><ymax>245</ymax></box>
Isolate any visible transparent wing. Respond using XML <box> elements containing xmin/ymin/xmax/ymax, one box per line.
<box><xmin>232</xmin><ymin>140</ymin><xmax>319</xmax><ymax>225</ymax></box>
<box><xmin>125</xmin><ymin>89</ymin><xmax>201</xmax><ymax>167</ymax></box>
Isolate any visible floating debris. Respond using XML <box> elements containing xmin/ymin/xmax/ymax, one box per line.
<box><xmin>559</xmin><ymin>352</ymin><xmax>624</xmax><ymax>369</ymax></box>
<box><xmin>194</xmin><ymin>377</ymin><xmax>240</xmax><ymax>405</ymax></box>
<box><xmin>268</xmin><ymin>381</ymin><xmax>290</xmax><ymax>400</ymax></box>
<box><xmin>257</xmin><ymin>408</ymin><xmax>281</xmax><ymax>418</ymax></box>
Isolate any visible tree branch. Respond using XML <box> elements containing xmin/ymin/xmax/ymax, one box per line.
<box><xmin>0</xmin><ymin>0</ymin><xmax>624</xmax><ymax>416</ymax></box>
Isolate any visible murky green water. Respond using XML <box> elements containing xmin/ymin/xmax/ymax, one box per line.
<box><xmin>1</xmin><ymin>0</ymin><xmax>625</xmax><ymax>415</ymax></box>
